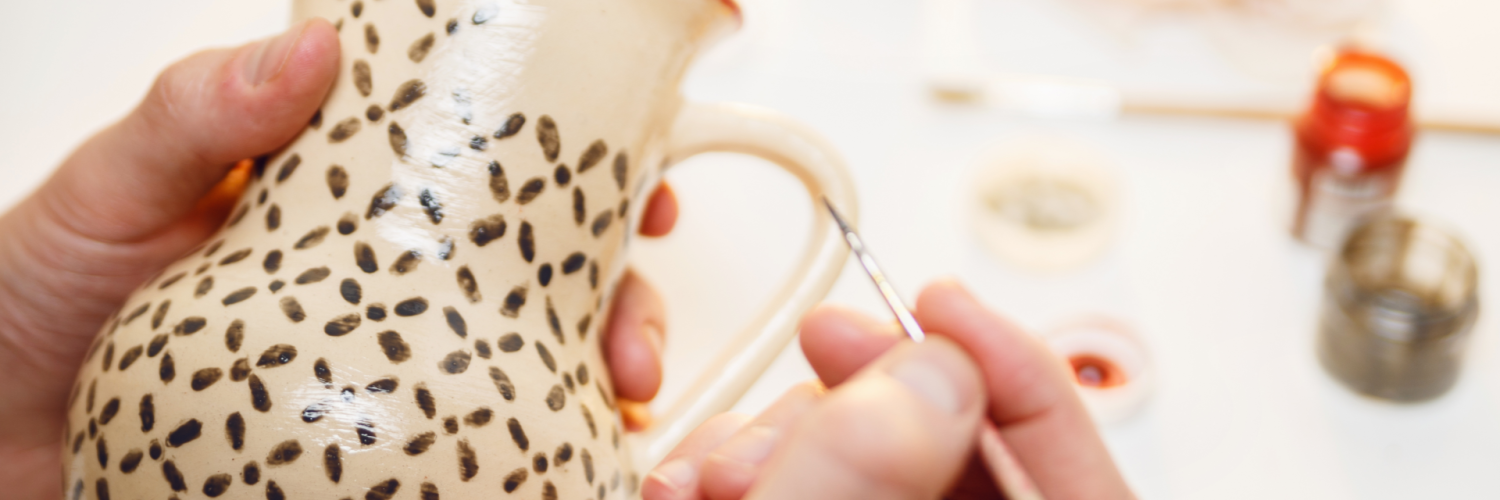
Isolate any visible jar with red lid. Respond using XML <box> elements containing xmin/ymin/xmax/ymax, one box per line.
<box><xmin>1290</xmin><ymin>50</ymin><xmax>1415</xmax><ymax>249</ymax></box>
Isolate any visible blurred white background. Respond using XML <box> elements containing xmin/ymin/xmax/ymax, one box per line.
<box><xmin>4</xmin><ymin>0</ymin><xmax>1500</xmax><ymax>498</ymax></box>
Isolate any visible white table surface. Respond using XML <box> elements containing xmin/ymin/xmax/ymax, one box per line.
<box><xmin>5</xmin><ymin>1</ymin><xmax>1500</xmax><ymax>498</ymax></box>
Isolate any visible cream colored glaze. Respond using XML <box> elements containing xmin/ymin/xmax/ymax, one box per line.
<box><xmin>63</xmin><ymin>1</ymin><xmax>855</xmax><ymax>499</ymax></box>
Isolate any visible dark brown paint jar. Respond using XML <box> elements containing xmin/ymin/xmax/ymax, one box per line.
<box><xmin>1318</xmin><ymin>215</ymin><xmax>1479</xmax><ymax>402</ymax></box>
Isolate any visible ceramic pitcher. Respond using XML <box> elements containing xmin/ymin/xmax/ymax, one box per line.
<box><xmin>62</xmin><ymin>0</ymin><xmax>857</xmax><ymax>499</ymax></box>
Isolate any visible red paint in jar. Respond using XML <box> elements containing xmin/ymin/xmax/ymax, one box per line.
<box><xmin>1291</xmin><ymin>50</ymin><xmax>1414</xmax><ymax>249</ymax></box>
<box><xmin>1069</xmin><ymin>354</ymin><xmax>1127</xmax><ymax>388</ymax></box>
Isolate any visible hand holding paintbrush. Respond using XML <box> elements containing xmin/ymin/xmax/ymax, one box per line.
<box><xmin>638</xmin><ymin>201</ymin><xmax>1133</xmax><ymax>500</ymax></box>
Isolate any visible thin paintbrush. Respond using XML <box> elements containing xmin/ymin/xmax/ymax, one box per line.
<box><xmin>823</xmin><ymin>197</ymin><xmax>1044</xmax><ymax>500</ymax></box>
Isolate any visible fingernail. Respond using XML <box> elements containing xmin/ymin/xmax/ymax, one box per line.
<box><xmin>888</xmin><ymin>346</ymin><xmax>971</xmax><ymax>415</ymax></box>
<box><xmin>709</xmin><ymin>425</ymin><xmax>777</xmax><ymax>468</ymax></box>
<box><xmin>645</xmin><ymin>458</ymin><xmax>695</xmax><ymax>496</ymax></box>
<box><xmin>244</xmin><ymin>22</ymin><xmax>308</xmax><ymax>86</ymax></box>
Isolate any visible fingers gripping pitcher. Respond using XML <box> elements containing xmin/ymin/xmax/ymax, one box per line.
<box><xmin>61</xmin><ymin>1</ymin><xmax>858</xmax><ymax>499</ymax></box>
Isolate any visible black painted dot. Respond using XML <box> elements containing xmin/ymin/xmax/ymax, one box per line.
<box><xmin>242</xmin><ymin>462</ymin><xmax>260</xmax><ymax>485</ymax></box>
<box><xmin>368</xmin><ymin>304</ymin><xmax>388</xmax><ymax>321</ymax></box>
<box><xmin>591</xmin><ymin>210</ymin><xmax>614</xmax><ymax>237</ymax></box>
<box><xmin>439</xmin><ymin>237</ymin><xmax>456</xmax><ymax>260</ymax></box>
<box><xmin>275</xmin><ymin>154</ymin><xmax>301</xmax><ymax>184</ymax></box>
<box><xmin>263</xmin><ymin>250</ymin><xmax>283</xmax><ymax>274</ymax></box>
<box><xmin>457</xmin><ymin>439</ymin><xmax>479</xmax><ymax>481</ymax></box>
<box><xmin>266</xmin><ymin>204</ymin><xmax>283</xmax><ymax>231</ymax></box>
<box><xmin>439</xmin><ymin>350</ymin><xmax>471</xmax><ymax>374</ymax></box>
<box><xmin>366</xmin><ymin>104</ymin><xmax>385</xmax><ymax>122</ymax></box>
<box><xmin>173</xmin><ymin>317</ymin><xmax>207</xmax><ymax>336</ymax></box>
<box><xmin>379</xmin><ymin>331</ymin><xmax>412</xmax><ymax>363</ymax></box>
<box><xmin>469</xmin><ymin>214</ymin><xmax>507</xmax><ymax>247</ymax></box>
<box><xmin>225</xmin><ymin>320</ymin><xmax>245</xmax><ymax>353</ymax></box>
<box><xmin>577</xmin><ymin>314</ymin><xmax>593</xmax><ymax>340</ymax></box>
<box><xmin>582</xmin><ymin>448</ymin><xmax>595</xmax><ymax>482</ymax></box>
<box><xmin>149</xmin><ymin>439</ymin><xmax>161</xmax><ymax>459</ymax></box>
<box><xmin>409</xmin><ymin>32</ymin><xmax>436</xmax><ymax>62</ymax></box>
<box><xmin>148</xmin><ymin>334</ymin><xmax>169</xmax><ymax>357</ymax></box>
<box><xmin>545</xmin><ymin>297</ymin><xmax>564</xmax><ymax>344</ymax></box>
<box><xmin>158</xmin><ymin>273</ymin><xmax>186</xmax><ymax>290</ymax></box>
<box><xmin>560</xmin><ymin>253</ymin><xmax>587</xmax><ymax>275</ymax></box>
<box><xmin>490</xmin><ymin>366</ymin><xmax>515</xmax><ymax>400</ymax></box>
<box><xmin>162</xmin><ymin>460</ymin><xmax>187</xmax><ymax>492</ymax></box>
<box><xmin>533</xmin><ymin>452</ymin><xmax>549</xmax><ymax>473</ymax></box>
<box><xmin>325</xmin><ymin>444</ymin><xmax>343</xmax><ymax>483</ymax></box>
<box><xmin>501</xmin><ymin>286</ymin><xmax>527</xmax><ymax>318</ymax></box>
<box><xmin>395</xmin><ymin>297</ymin><xmax>429</xmax><ymax>316</ymax></box>
<box><xmin>535</xmin><ymin>342</ymin><xmax>556</xmax><ymax>373</ymax></box>
<box><xmin>389</xmin><ymin>122</ymin><xmax>409</xmax><ymax>156</ymax></box>
<box><xmin>223</xmin><ymin>287</ymin><xmax>258</xmax><ymax>306</ymax></box>
<box><xmin>301</xmin><ymin>400</ymin><xmax>331</xmax><ymax>423</ymax></box>
<box><xmin>296</xmin><ymin>226</ymin><xmax>331</xmax><ymax>250</ymax></box>
<box><xmin>503</xmin><ymin>468</ymin><xmax>528</xmax><ymax>493</ymax></box>
<box><xmin>465</xmin><ymin>407</ymin><xmax>493</xmax><ymax>427</ymax></box>
<box><xmin>96</xmin><ymin>436</ymin><xmax>108</xmax><ymax>468</ymax></box>
<box><xmin>497</xmin><ymin>333</ymin><xmax>525</xmax><ymax>353</ymax></box>
<box><xmin>486</xmin><ymin>161</ymin><xmax>512</xmax><ymax>205</ymax></box>
<box><xmin>219</xmin><ymin>248</ymin><xmax>253</xmax><ymax>266</ymax></box>
<box><xmin>475</xmin><ymin>339</ymin><xmax>491</xmax><ymax>359</ymax></box>
<box><xmin>279</xmin><ymin>296</ymin><xmax>306</xmax><ymax>322</ymax></box>
<box><xmin>517</xmin><ymin>221</ymin><xmax>537</xmax><ymax>262</ymax></box>
<box><xmin>325</xmin><ymin>166</ymin><xmax>350</xmax><ymax>199</ymax></box>
<box><xmin>356</xmin><ymin>418</ymin><xmax>377</xmax><ymax>445</ymax></box>
<box><xmin>256</xmin><ymin>344</ymin><xmax>297</xmax><ymax>368</ymax></box>
<box><xmin>367</xmin><ymin>479</ymin><xmax>400</xmax><ymax>500</ymax></box>
<box><xmin>504</xmin><ymin>417</ymin><xmax>531</xmax><ymax>451</ymax></box>
<box><xmin>353</xmin><ymin>60</ymin><xmax>373</xmax><ymax>97</ymax></box>
<box><xmin>194</xmin><ymin>277</ymin><xmax>215</xmax><ymax>298</ymax></box>
<box><xmin>364</xmin><ymin>23</ymin><xmax>380</xmax><ymax>53</ymax></box>
<box><xmin>554</xmin><ymin>165</ymin><xmax>572</xmax><ymax>186</ymax></box>
<box><xmin>119</xmin><ymin>449</ymin><xmax>143</xmax><ymax>473</ymax></box>
<box><xmin>249</xmin><ymin>374</ymin><xmax>272</xmax><ymax>412</ymax></box>
<box><xmin>389</xmin><ymin>79</ymin><xmax>426</xmax><ymax>111</ymax></box>
<box><xmin>355</xmin><ymin>242</ymin><xmax>379</xmax><ymax>273</ymax></box>
<box><xmin>390</xmin><ymin>249</ymin><xmax>422</xmax><ymax>275</ymax></box>
<box><xmin>324</xmin><ymin>313</ymin><xmax>362</xmax><ymax>336</ymax></box>
<box><xmin>421</xmin><ymin>482</ymin><xmax>440</xmax><ymax>500</ymax></box>
<box><xmin>338</xmin><ymin>212</ymin><xmax>359</xmax><ymax>235</ymax></box>
<box><xmin>613</xmin><ymin>152</ymin><xmax>629</xmax><ymax>190</ymax></box>
<box><xmin>152</xmin><ymin>301</ymin><xmax>171</xmax><ymax>329</ymax></box>
<box><xmin>517</xmin><ymin>177</ymin><xmax>546</xmax><ymax>205</ymax></box>
<box><xmin>417</xmin><ymin>189</ymin><xmax>444</xmax><ymax>224</ymax></box>
<box><xmin>589</xmin><ymin>261</ymin><xmax>599</xmax><ymax>290</ymax></box>
<box><xmin>416</xmin><ymin>0</ymin><xmax>436</xmax><ymax>17</ymax></box>
<box><xmin>545</xmin><ymin>385</ymin><xmax>566</xmax><ymax>411</ymax></box>
<box><xmin>117</xmin><ymin>346</ymin><xmax>143</xmax><ymax>371</ymax></box>
<box><xmin>555</xmin><ymin>443</ymin><xmax>573</xmax><ymax>464</ymax></box>
<box><xmin>99</xmin><ymin>397</ymin><xmax>121</xmax><ymax>425</ymax></box>
<box><xmin>87</xmin><ymin>379</ymin><xmax>97</xmax><ymax>411</ymax></box>
<box><xmin>124</xmin><ymin>303</ymin><xmax>150</xmax><ymax>325</ymax></box>
<box><xmin>365</xmin><ymin>378</ymin><xmax>398</xmax><ymax>394</ymax></box>
<box><xmin>314</xmin><ymin>358</ymin><xmax>333</xmax><ymax>387</ymax></box>
<box><xmin>226</xmin><ymin>412</ymin><xmax>245</xmax><ymax>450</ymax></box>
<box><xmin>366</xmin><ymin>184</ymin><xmax>402</xmax><ymax>219</ymax></box>
<box><xmin>581</xmin><ymin>403</ymin><xmax>595</xmax><ymax>437</ymax></box>
<box><xmin>139</xmin><ymin>395</ymin><xmax>155</xmax><ymax>432</ymax></box>
<box><xmin>266</xmin><ymin>481</ymin><xmax>285</xmax><ymax>500</ymax></box>
<box><xmin>470</xmin><ymin>135</ymin><xmax>489</xmax><ymax>151</ymax></box>
<box><xmin>573</xmin><ymin>188</ymin><xmax>586</xmax><ymax>225</ymax></box>
<box><xmin>441</xmin><ymin>416</ymin><xmax>459</xmax><ymax>435</ymax></box>
<box><xmin>538</xmin><ymin>264</ymin><xmax>553</xmax><ymax>286</ymax></box>
<box><xmin>266</xmin><ymin>439</ymin><xmax>303</xmax><ymax>465</ymax></box>
<box><xmin>351</xmin><ymin>0</ymin><xmax>363</xmax><ymax>16</ymax></box>
<box><xmin>191</xmin><ymin>368</ymin><xmax>223</xmax><ymax>391</ymax></box>
<box><xmin>295</xmin><ymin>266</ymin><xmax>331</xmax><ymax>284</ymax></box>
<box><xmin>456</xmin><ymin>266</ymin><xmax>481</xmax><ymax>303</ymax></box>
<box><xmin>489</xmin><ymin>113</ymin><xmax>526</xmax><ymax>142</ymax></box>
<box><xmin>228</xmin><ymin>203</ymin><xmax>250</xmax><ymax>228</ymax></box>
<box><xmin>404</xmin><ymin>432</ymin><xmax>436</xmax><ymax>456</ymax></box>
<box><xmin>167</xmin><ymin>419</ymin><xmax>202</xmax><ymax>447</ymax></box>
<box><xmin>95</xmin><ymin>478</ymin><xmax>110</xmax><ymax>500</ymax></box>
<box><xmin>230</xmin><ymin>358</ymin><xmax>251</xmax><ymax>381</ymax></box>
<box><xmin>536</xmin><ymin>115</ymin><xmax>561</xmax><ymax>161</ymax></box>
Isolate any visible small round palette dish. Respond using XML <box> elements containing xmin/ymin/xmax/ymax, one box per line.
<box><xmin>1043</xmin><ymin>317</ymin><xmax>1154</xmax><ymax>425</ymax></box>
<box><xmin>969</xmin><ymin>138</ymin><xmax>1119</xmax><ymax>272</ymax></box>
